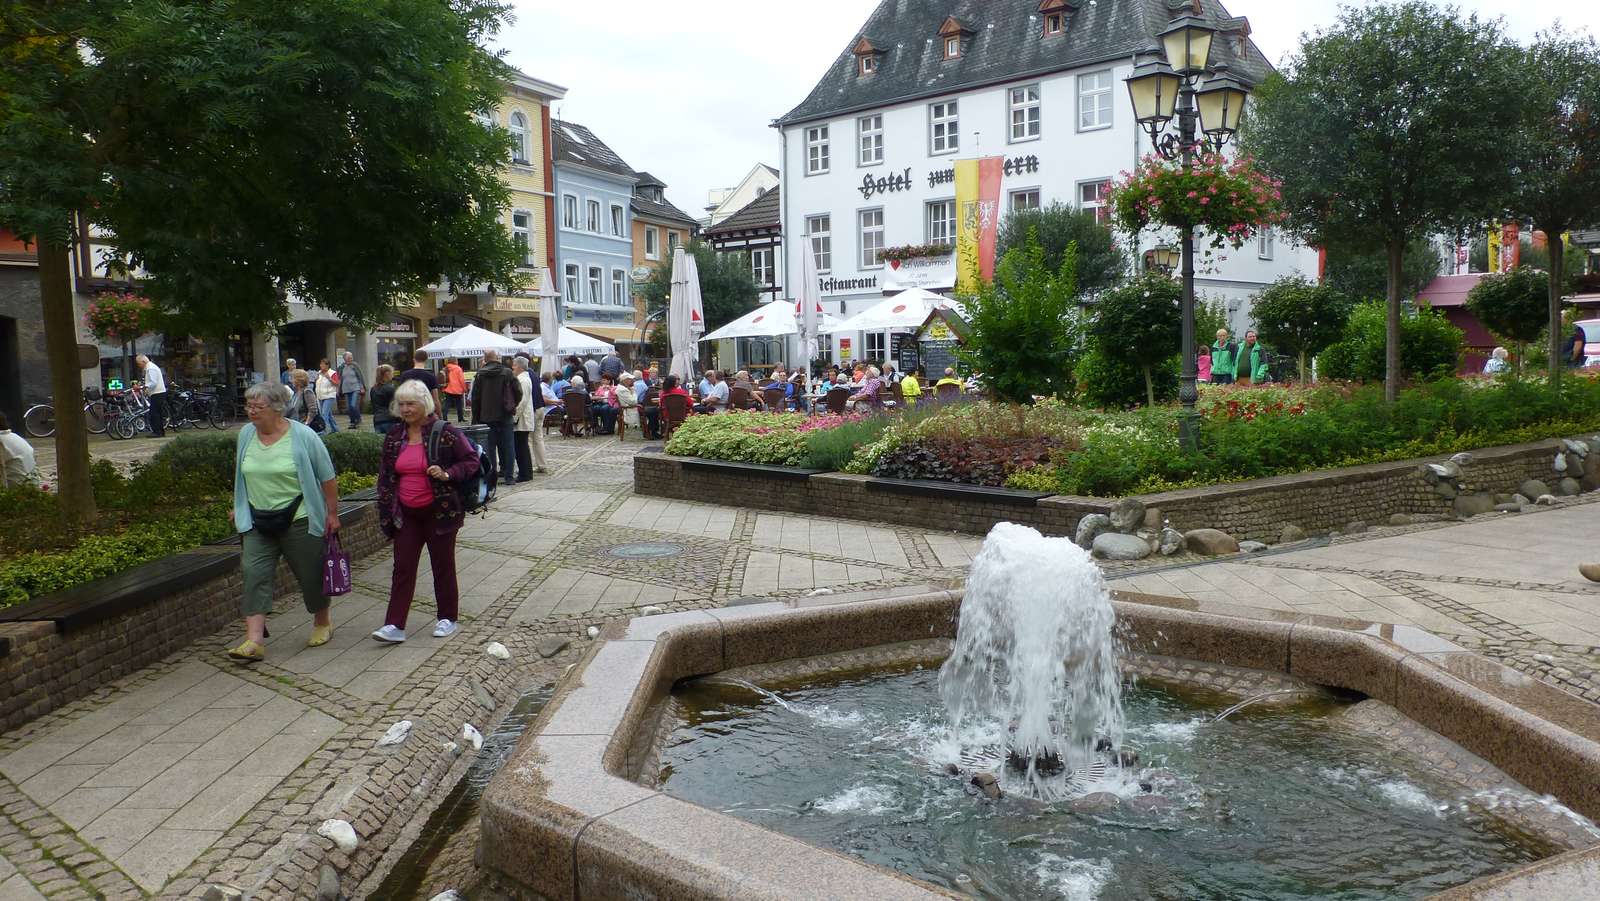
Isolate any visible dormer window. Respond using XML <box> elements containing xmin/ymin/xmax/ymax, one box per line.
<box><xmin>938</xmin><ymin>16</ymin><xmax>970</xmax><ymax>60</ymax></box>
<box><xmin>860</xmin><ymin>55</ymin><xmax>877</xmax><ymax>76</ymax></box>
<box><xmin>1044</xmin><ymin>13</ymin><xmax>1064</xmax><ymax>35</ymax></box>
<box><xmin>1039</xmin><ymin>1</ymin><xmax>1076</xmax><ymax>37</ymax></box>
<box><xmin>852</xmin><ymin>37</ymin><xmax>882</xmax><ymax>77</ymax></box>
<box><xmin>944</xmin><ymin>37</ymin><xmax>960</xmax><ymax>59</ymax></box>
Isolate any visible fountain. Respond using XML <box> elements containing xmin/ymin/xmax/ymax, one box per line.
<box><xmin>937</xmin><ymin>522</ymin><xmax>1124</xmax><ymax>794</ymax></box>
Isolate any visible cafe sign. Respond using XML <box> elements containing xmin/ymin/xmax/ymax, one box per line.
<box><xmin>883</xmin><ymin>254</ymin><xmax>955</xmax><ymax>291</ymax></box>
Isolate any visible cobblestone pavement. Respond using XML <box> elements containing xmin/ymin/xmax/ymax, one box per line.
<box><xmin>2</xmin><ymin>436</ymin><xmax>1599</xmax><ymax>898</ymax></box>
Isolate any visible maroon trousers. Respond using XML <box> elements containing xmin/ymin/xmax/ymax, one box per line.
<box><xmin>386</xmin><ymin>503</ymin><xmax>459</xmax><ymax>629</ymax></box>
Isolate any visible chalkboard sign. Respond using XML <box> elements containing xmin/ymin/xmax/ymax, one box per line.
<box><xmin>897</xmin><ymin>341</ymin><xmax>920</xmax><ymax>374</ymax></box>
<box><xmin>919</xmin><ymin>338</ymin><xmax>960</xmax><ymax>378</ymax></box>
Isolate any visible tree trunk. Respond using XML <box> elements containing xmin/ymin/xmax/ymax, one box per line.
<box><xmin>1143</xmin><ymin>365</ymin><xmax>1154</xmax><ymax>408</ymax></box>
<box><xmin>1297</xmin><ymin>350</ymin><xmax>1307</xmax><ymax>384</ymax></box>
<box><xmin>1384</xmin><ymin>240</ymin><xmax>1404</xmax><ymax>402</ymax></box>
<box><xmin>1515</xmin><ymin>341</ymin><xmax>1525</xmax><ymax>377</ymax></box>
<box><xmin>40</xmin><ymin>239</ymin><xmax>96</xmax><ymax>522</ymax></box>
<box><xmin>1547</xmin><ymin>230</ymin><xmax>1565</xmax><ymax>389</ymax></box>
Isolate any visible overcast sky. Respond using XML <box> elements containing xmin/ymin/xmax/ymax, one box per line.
<box><xmin>501</xmin><ymin>1</ymin><xmax>1600</xmax><ymax>219</ymax></box>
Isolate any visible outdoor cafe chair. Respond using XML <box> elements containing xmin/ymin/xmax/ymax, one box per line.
<box><xmin>561</xmin><ymin>390</ymin><xmax>593</xmax><ymax>437</ymax></box>
<box><xmin>935</xmin><ymin>383</ymin><xmax>961</xmax><ymax>403</ymax></box>
<box><xmin>661</xmin><ymin>393</ymin><xmax>691</xmax><ymax>439</ymax></box>
<box><xmin>762</xmin><ymin>386</ymin><xmax>785</xmax><ymax>411</ymax></box>
<box><xmin>728</xmin><ymin>386</ymin><xmax>757</xmax><ymax>410</ymax></box>
<box><xmin>824</xmin><ymin>386</ymin><xmax>851</xmax><ymax>415</ymax></box>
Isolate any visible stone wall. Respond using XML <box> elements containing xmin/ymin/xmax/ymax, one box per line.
<box><xmin>0</xmin><ymin>266</ymin><xmax>49</xmax><ymax>426</ymax></box>
<box><xmin>0</xmin><ymin>501</ymin><xmax>385</xmax><ymax>733</ymax></box>
<box><xmin>635</xmin><ymin>437</ymin><xmax>1577</xmax><ymax>543</ymax></box>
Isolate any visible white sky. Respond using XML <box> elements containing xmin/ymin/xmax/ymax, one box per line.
<box><xmin>501</xmin><ymin>0</ymin><xmax>1600</xmax><ymax>220</ymax></box>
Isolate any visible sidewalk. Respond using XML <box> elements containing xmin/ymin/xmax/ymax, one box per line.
<box><xmin>1</xmin><ymin>438</ymin><xmax>1597</xmax><ymax>898</ymax></box>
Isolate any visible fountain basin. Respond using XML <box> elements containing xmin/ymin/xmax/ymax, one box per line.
<box><xmin>478</xmin><ymin>590</ymin><xmax>1600</xmax><ymax>900</ymax></box>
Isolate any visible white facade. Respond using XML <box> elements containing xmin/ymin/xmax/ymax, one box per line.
<box><xmin>705</xmin><ymin>164</ymin><xmax>780</xmax><ymax>227</ymax></box>
<box><xmin>778</xmin><ymin>57</ymin><xmax>1316</xmax><ymax>354</ymax></box>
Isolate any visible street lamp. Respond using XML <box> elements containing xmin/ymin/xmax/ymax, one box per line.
<box><xmin>1144</xmin><ymin>246</ymin><xmax>1181</xmax><ymax>275</ymax></box>
<box><xmin>1124</xmin><ymin>19</ymin><xmax>1249</xmax><ymax>450</ymax></box>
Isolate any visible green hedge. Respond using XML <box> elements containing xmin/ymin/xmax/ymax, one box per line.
<box><xmin>146</xmin><ymin>429</ymin><xmax>383</xmax><ymax>493</ymax></box>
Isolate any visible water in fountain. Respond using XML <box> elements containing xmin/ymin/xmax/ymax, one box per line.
<box><xmin>937</xmin><ymin>522</ymin><xmax>1124</xmax><ymax>795</ymax></box>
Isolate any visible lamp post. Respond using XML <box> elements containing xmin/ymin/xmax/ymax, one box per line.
<box><xmin>1125</xmin><ymin>15</ymin><xmax>1250</xmax><ymax>450</ymax></box>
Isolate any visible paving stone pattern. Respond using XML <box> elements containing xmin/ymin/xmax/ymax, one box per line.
<box><xmin>2</xmin><ymin>436</ymin><xmax>1599</xmax><ymax>899</ymax></box>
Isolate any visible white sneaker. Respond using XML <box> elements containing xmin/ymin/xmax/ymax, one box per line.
<box><xmin>371</xmin><ymin>624</ymin><xmax>407</xmax><ymax>643</ymax></box>
<box><xmin>432</xmin><ymin>619</ymin><xmax>458</xmax><ymax>638</ymax></box>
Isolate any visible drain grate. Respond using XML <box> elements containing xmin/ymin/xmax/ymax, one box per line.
<box><xmin>606</xmin><ymin>541</ymin><xmax>686</xmax><ymax>560</ymax></box>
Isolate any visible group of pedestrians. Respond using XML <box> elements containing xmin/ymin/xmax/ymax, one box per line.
<box><xmin>1200</xmin><ymin>328</ymin><xmax>1272</xmax><ymax>385</ymax></box>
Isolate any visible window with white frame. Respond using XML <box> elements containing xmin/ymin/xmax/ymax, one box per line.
<box><xmin>806</xmin><ymin>215</ymin><xmax>831</xmax><ymax>273</ymax></box>
<box><xmin>645</xmin><ymin>227</ymin><xmax>660</xmax><ymax>260</ymax></box>
<box><xmin>587</xmin><ymin>266</ymin><xmax>603</xmax><ymax>304</ymax></box>
<box><xmin>1009</xmin><ymin>85</ymin><xmax>1041</xmax><ymax>142</ymax></box>
<box><xmin>859</xmin><ymin>55</ymin><xmax>877</xmax><ymax>76</ymax></box>
<box><xmin>1257</xmin><ymin>228</ymin><xmax>1275</xmax><ymax>260</ymax></box>
<box><xmin>1078</xmin><ymin>70</ymin><xmax>1113</xmax><ymax>130</ymax></box>
<box><xmin>859</xmin><ymin>209</ymin><xmax>884</xmax><ymax>269</ymax></box>
<box><xmin>586</xmin><ymin>199</ymin><xmax>601</xmax><ymax>233</ymax></box>
<box><xmin>563</xmin><ymin>263</ymin><xmax>579</xmax><ymax>305</ymax></box>
<box><xmin>1079</xmin><ymin>179</ymin><xmax>1112</xmax><ymax>224</ymax></box>
<box><xmin>509</xmin><ymin>111</ymin><xmax>530</xmax><ymax>163</ymax></box>
<box><xmin>943</xmin><ymin>37</ymin><xmax>960</xmax><ymax>59</ymax></box>
<box><xmin>562</xmin><ymin>195</ymin><xmax>577</xmax><ymax>230</ymax></box>
<box><xmin>1009</xmin><ymin>189</ymin><xmax>1041</xmax><ymax>213</ymax></box>
<box><xmin>611</xmin><ymin>269</ymin><xmax>627</xmax><ymax>305</ymax></box>
<box><xmin>930</xmin><ymin>101</ymin><xmax>959</xmax><ymax>154</ymax></box>
<box><xmin>806</xmin><ymin>125</ymin><xmax>830</xmax><ymax>174</ymax></box>
<box><xmin>926</xmin><ymin>200</ymin><xmax>955</xmax><ymax>246</ymax></box>
<box><xmin>858</xmin><ymin>115</ymin><xmax>883</xmax><ymax>166</ymax></box>
<box><xmin>866</xmin><ymin>331</ymin><xmax>886</xmax><ymax>360</ymax></box>
<box><xmin>511</xmin><ymin>211</ymin><xmax>532</xmax><ymax>267</ymax></box>
<box><xmin>751</xmin><ymin>247</ymin><xmax>774</xmax><ymax>286</ymax></box>
<box><xmin>610</xmin><ymin>204</ymin><xmax>625</xmax><ymax>237</ymax></box>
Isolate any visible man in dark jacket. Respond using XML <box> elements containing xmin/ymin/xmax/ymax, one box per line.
<box><xmin>469</xmin><ymin>349</ymin><xmax>523</xmax><ymax>483</ymax></box>
<box><xmin>599</xmin><ymin>350</ymin><xmax>625</xmax><ymax>381</ymax></box>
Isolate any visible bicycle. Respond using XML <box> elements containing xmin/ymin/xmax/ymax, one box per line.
<box><xmin>23</xmin><ymin>388</ymin><xmax>113</xmax><ymax>438</ymax></box>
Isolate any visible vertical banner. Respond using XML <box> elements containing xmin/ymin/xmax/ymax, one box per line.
<box><xmin>955</xmin><ymin>156</ymin><xmax>1004</xmax><ymax>293</ymax></box>
<box><xmin>1488</xmin><ymin>223</ymin><xmax>1501</xmax><ymax>273</ymax></box>
<box><xmin>1502</xmin><ymin>222</ymin><xmax>1520</xmax><ymax>271</ymax></box>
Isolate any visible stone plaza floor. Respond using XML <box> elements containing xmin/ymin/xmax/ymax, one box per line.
<box><xmin>2</xmin><ymin>434</ymin><xmax>1599</xmax><ymax>898</ymax></box>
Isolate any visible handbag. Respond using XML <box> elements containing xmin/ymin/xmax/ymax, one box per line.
<box><xmin>251</xmin><ymin>495</ymin><xmax>303</xmax><ymax>536</ymax></box>
<box><xmin>322</xmin><ymin>532</ymin><xmax>352</xmax><ymax>596</ymax></box>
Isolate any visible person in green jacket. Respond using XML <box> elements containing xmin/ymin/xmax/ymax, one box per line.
<box><xmin>1234</xmin><ymin>330</ymin><xmax>1271</xmax><ymax>385</ymax></box>
<box><xmin>1211</xmin><ymin>329</ymin><xmax>1237</xmax><ymax>385</ymax></box>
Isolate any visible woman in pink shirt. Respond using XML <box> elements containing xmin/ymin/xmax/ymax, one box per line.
<box><xmin>1197</xmin><ymin>344</ymin><xmax>1213</xmax><ymax>383</ymax></box>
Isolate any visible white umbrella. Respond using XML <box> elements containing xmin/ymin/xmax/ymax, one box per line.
<box><xmin>796</xmin><ymin>246</ymin><xmax>823</xmax><ymax>398</ymax></box>
<box><xmin>525</xmin><ymin>326</ymin><xmax>615</xmax><ymax>358</ymax></box>
<box><xmin>700</xmin><ymin>300</ymin><xmax>841</xmax><ymax>342</ymax></box>
<box><xmin>820</xmin><ymin>288</ymin><xmax>958</xmax><ymax>333</ymax></box>
<box><xmin>668</xmin><ymin>246</ymin><xmax>704</xmax><ymax>381</ymax></box>
<box><xmin>535</xmin><ymin>267</ymin><xmax>561</xmax><ymax>376</ymax></box>
<box><xmin>418</xmin><ymin>323</ymin><xmax>526</xmax><ymax>359</ymax></box>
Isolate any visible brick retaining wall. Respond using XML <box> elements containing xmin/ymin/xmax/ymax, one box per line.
<box><xmin>635</xmin><ymin>437</ymin><xmax>1574</xmax><ymax>543</ymax></box>
<box><xmin>0</xmin><ymin>500</ymin><xmax>386</xmax><ymax>733</ymax></box>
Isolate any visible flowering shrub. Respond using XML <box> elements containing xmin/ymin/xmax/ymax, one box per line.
<box><xmin>664</xmin><ymin>411</ymin><xmax>811</xmax><ymax>466</ymax></box>
<box><xmin>880</xmin><ymin>243</ymin><xmax>955</xmax><ymax>262</ymax></box>
<box><xmin>85</xmin><ymin>290</ymin><xmax>152</xmax><ymax>343</ymax></box>
<box><xmin>1109</xmin><ymin>152</ymin><xmax>1285</xmax><ymax>249</ymax></box>
<box><xmin>1195</xmin><ymin>383</ymin><xmax>1321</xmax><ymax>421</ymax></box>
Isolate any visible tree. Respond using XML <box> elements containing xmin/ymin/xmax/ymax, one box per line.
<box><xmin>1090</xmin><ymin>273</ymin><xmax>1181</xmax><ymax>407</ymax></box>
<box><xmin>1465</xmin><ymin>267</ymin><xmax>1548</xmax><ymax>374</ymax></box>
<box><xmin>996</xmin><ymin>203</ymin><xmax>1126</xmax><ymax>297</ymax></box>
<box><xmin>1243</xmin><ymin>2</ymin><xmax>1522</xmax><ymax>402</ymax></box>
<box><xmin>1506</xmin><ymin>28</ymin><xmax>1600</xmax><ymax>386</ymax></box>
<box><xmin>640</xmin><ymin>240</ymin><xmax>760</xmax><ymax>334</ymax></box>
<box><xmin>1325</xmin><ymin>238</ymin><xmax>1442</xmax><ymax>303</ymax></box>
<box><xmin>1249</xmin><ymin>277</ymin><xmax>1355</xmax><ymax>382</ymax></box>
<box><xmin>1320</xmin><ymin>301</ymin><xmax>1462</xmax><ymax>383</ymax></box>
<box><xmin>959</xmin><ymin>233</ymin><xmax>1081</xmax><ymax>404</ymax></box>
<box><xmin>0</xmin><ymin>0</ymin><xmax>520</xmax><ymax>520</ymax></box>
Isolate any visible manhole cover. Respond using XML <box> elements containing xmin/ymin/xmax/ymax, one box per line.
<box><xmin>606</xmin><ymin>541</ymin><xmax>685</xmax><ymax>560</ymax></box>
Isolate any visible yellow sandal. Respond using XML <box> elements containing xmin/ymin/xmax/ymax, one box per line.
<box><xmin>307</xmin><ymin>624</ymin><xmax>333</xmax><ymax>648</ymax></box>
<box><xmin>227</xmin><ymin>639</ymin><xmax>265</xmax><ymax>662</ymax></box>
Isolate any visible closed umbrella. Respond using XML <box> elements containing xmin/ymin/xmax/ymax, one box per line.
<box><xmin>668</xmin><ymin>246</ymin><xmax>704</xmax><ymax>382</ymax></box>
<box><xmin>535</xmin><ymin>266</ymin><xmax>560</xmax><ymax>376</ymax></box>
<box><xmin>795</xmin><ymin>247</ymin><xmax>822</xmax><ymax>398</ymax></box>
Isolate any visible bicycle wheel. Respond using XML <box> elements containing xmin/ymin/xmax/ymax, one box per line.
<box><xmin>23</xmin><ymin>404</ymin><xmax>55</xmax><ymax>438</ymax></box>
<box><xmin>84</xmin><ymin>401</ymin><xmax>108</xmax><ymax>434</ymax></box>
<box><xmin>207</xmin><ymin>401</ymin><xmax>227</xmax><ymax>429</ymax></box>
<box><xmin>109</xmin><ymin>414</ymin><xmax>135</xmax><ymax>440</ymax></box>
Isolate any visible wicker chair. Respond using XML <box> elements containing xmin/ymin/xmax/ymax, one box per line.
<box><xmin>824</xmin><ymin>386</ymin><xmax>851</xmax><ymax>414</ymax></box>
<box><xmin>761</xmin><ymin>386</ymin><xmax>786</xmax><ymax>411</ymax></box>
<box><xmin>935</xmin><ymin>383</ymin><xmax>961</xmax><ymax>402</ymax></box>
<box><xmin>641</xmin><ymin>387</ymin><xmax>660</xmax><ymax>439</ymax></box>
<box><xmin>561</xmin><ymin>389</ymin><xmax>592</xmax><ymax>437</ymax></box>
<box><xmin>728</xmin><ymin>386</ymin><xmax>756</xmax><ymax>411</ymax></box>
<box><xmin>661</xmin><ymin>393</ymin><xmax>691</xmax><ymax>439</ymax></box>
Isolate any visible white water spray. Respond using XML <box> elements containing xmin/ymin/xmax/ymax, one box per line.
<box><xmin>938</xmin><ymin>523</ymin><xmax>1125</xmax><ymax>793</ymax></box>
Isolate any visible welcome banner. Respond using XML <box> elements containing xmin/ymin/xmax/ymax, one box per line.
<box><xmin>954</xmin><ymin>156</ymin><xmax>1004</xmax><ymax>293</ymax></box>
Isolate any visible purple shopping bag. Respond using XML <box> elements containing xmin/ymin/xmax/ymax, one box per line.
<box><xmin>323</xmin><ymin>532</ymin><xmax>352</xmax><ymax>597</ymax></box>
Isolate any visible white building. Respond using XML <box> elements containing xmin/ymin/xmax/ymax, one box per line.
<box><xmin>774</xmin><ymin>0</ymin><xmax>1316</xmax><ymax>363</ymax></box>
<box><xmin>704</xmin><ymin>163</ymin><xmax>780</xmax><ymax>227</ymax></box>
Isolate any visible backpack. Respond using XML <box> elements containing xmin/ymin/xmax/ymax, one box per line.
<box><xmin>427</xmin><ymin>420</ymin><xmax>494</xmax><ymax>515</ymax></box>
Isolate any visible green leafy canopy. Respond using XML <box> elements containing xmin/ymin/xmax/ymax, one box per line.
<box><xmin>1249</xmin><ymin>277</ymin><xmax>1355</xmax><ymax>380</ymax></box>
<box><xmin>996</xmin><ymin>203</ymin><xmax>1127</xmax><ymax>297</ymax></box>
<box><xmin>639</xmin><ymin>239</ymin><xmax>761</xmax><ymax>336</ymax></box>
<box><xmin>958</xmin><ymin>231</ymin><xmax>1082</xmax><ymax>405</ymax></box>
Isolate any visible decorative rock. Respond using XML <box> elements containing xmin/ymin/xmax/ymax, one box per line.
<box><xmin>1450</xmin><ymin>452</ymin><xmax>1474</xmax><ymax>467</ymax></box>
<box><xmin>1109</xmin><ymin>498</ymin><xmax>1146</xmax><ymax>533</ymax></box>
<box><xmin>1512</xmin><ymin>494</ymin><xmax>1532</xmax><ymax>506</ymax></box>
<box><xmin>1237</xmin><ymin>540</ymin><xmax>1268</xmax><ymax>554</ymax></box>
<box><xmin>202</xmin><ymin>887</ymin><xmax>243</xmax><ymax>901</ymax></box>
<box><xmin>1418</xmin><ymin>464</ymin><xmax>1441</xmax><ymax>484</ymax></box>
<box><xmin>470</xmin><ymin>679</ymin><xmax>496</xmax><ymax>712</ymax></box>
<box><xmin>1579</xmin><ymin>563</ymin><xmax>1600</xmax><ymax>583</ymax></box>
<box><xmin>1435</xmin><ymin>482</ymin><xmax>1458</xmax><ymax>499</ymax></box>
<box><xmin>317</xmin><ymin>863</ymin><xmax>339</xmax><ymax>901</ymax></box>
<box><xmin>1554</xmin><ymin>452</ymin><xmax>1569</xmax><ymax>474</ymax></box>
<box><xmin>1158</xmin><ymin>528</ymin><xmax>1184</xmax><ymax>556</ymax></box>
<box><xmin>1436</xmin><ymin>461</ymin><xmax>1462</xmax><ymax>480</ymax></box>
<box><xmin>317</xmin><ymin>819</ymin><xmax>358</xmax><ymax>853</ymax></box>
<box><xmin>536</xmin><ymin>637</ymin><xmax>570</xmax><ymax>659</ymax></box>
<box><xmin>484</xmin><ymin>642</ymin><xmax>511</xmax><ymax>660</ymax></box>
<box><xmin>1142</xmin><ymin>507</ymin><xmax>1164</xmax><ymax>530</ymax></box>
<box><xmin>1536</xmin><ymin>494</ymin><xmax>1559</xmax><ymax>506</ymax></box>
<box><xmin>1492</xmin><ymin>493</ymin><xmax>1515</xmax><ymax>505</ymax></box>
<box><xmin>640</xmin><ymin>605</ymin><xmax>664</xmax><ymax>615</ymax></box>
<box><xmin>970</xmin><ymin>772</ymin><xmax>1002</xmax><ymax>800</ymax></box>
<box><xmin>1520</xmin><ymin>479</ymin><xmax>1552</xmax><ymax>500</ymax></box>
<box><xmin>1343</xmin><ymin>521</ymin><xmax>1368</xmax><ymax>534</ymax></box>
<box><xmin>1093</xmin><ymin>532</ymin><xmax>1154</xmax><ymax>561</ymax></box>
<box><xmin>376</xmin><ymin>721</ymin><xmax>412</xmax><ymax>747</ymax></box>
<box><xmin>429</xmin><ymin>893</ymin><xmax>464</xmax><ymax>901</ymax></box>
<box><xmin>1453</xmin><ymin>493</ymin><xmax>1496</xmax><ymax>518</ymax></box>
<box><xmin>1279</xmin><ymin>524</ymin><xmax>1307</xmax><ymax>544</ymax></box>
<box><xmin>1185</xmin><ymin>529</ymin><xmax>1239</xmax><ymax>556</ymax></box>
<box><xmin>1493</xmin><ymin>503</ymin><xmax>1521</xmax><ymax>513</ymax></box>
<box><xmin>585</xmin><ymin>625</ymin><xmax>601</xmax><ymax>640</ymax></box>
<box><xmin>1564</xmin><ymin>439</ymin><xmax>1588</xmax><ymax>457</ymax></box>
<box><xmin>1583</xmin><ymin>454</ymin><xmax>1600</xmax><ymax>491</ymax></box>
<box><xmin>1070</xmin><ymin>792</ymin><xmax>1121</xmax><ymax>813</ymax></box>
<box><xmin>1074</xmin><ymin>513</ymin><xmax>1113</xmax><ymax>549</ymax></box>
<box><xmin>1560</xmin><ymin>477</ymin><xmax>1581</xmax><ymax>496</ymax></box>
<box><xmin>442</xmin><ymin>740</ymin><xmax>461</xmax><ymax>758</ymax></box>
<box><xmin>461</xmin><ymin>724</ymin><xmax>484</xmax><ymax>751</ymax></box>
<box><xmin>1388</xmin><ymin>513</ymin><xmax>1415</xmax><ymax>526</ymax></box>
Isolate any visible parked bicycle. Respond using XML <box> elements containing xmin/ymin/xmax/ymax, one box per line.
<box><xmin>22</xmin><ymin>387</ymin><xmax>110</xmax><ymax>439</ymax></box>
<box><xmin>164</xmin><ymin>384</ymin><xmax>227</xmax><ymax>430</ymax></box>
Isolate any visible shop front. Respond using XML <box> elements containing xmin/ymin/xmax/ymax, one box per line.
<box><xmin>373</xmin><ymin>313</ymin><xmax>420</xmax><ymax>371</ymax></box>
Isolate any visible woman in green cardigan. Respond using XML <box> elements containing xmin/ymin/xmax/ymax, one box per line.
<box><xmin>1234</xmin><ymin>330</ymin><xmax>1271</xmax><ymax>385</ymax></box>
<box><xmin>227</xmin><ymin>382</ymin><xmax>341</xmax><ymax>662</ymax></box>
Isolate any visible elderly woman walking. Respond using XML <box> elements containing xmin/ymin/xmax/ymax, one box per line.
<box><xmin>511</xmin><ymin>356</ymin><xmax>537</xmax><ymax>482</ymax></box>
<box><xmin>227</xmin><ymin>383</ymin><xmax>340</xmax><ymax>661</ymax></box>
<box><xmin>315</xmin><ymin>359</ymin><xmax>341</xmax><ymax>433</ymax></box>
<box><xmin>372</xmin><ymin>379</ymin><xmax>481</xmax><ymax>643</ymax></box>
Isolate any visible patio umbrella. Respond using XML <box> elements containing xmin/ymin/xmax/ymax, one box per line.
<box><xmin>668</xmin><ymin>245</ymin><xmax>704</xmax><ymax>381</ymax></box>
<box><xmin>820</xmin><ymin>288</ymin><xmax>959</xmax><ymax>333</ymax></box>
<box><xmin>699</xmin><ymin>300</ymin><xmax>841</xmax><ymax>342</ymax></box>
<box><xmin>535</xmin><ymin>266</ymin><xmax>561</xmax><ymax>376</ymax></box>
<box><xmin>523</xmin><ymin>326</ymin><xmax>616</xmax><ymax>358</ymax></box>
<box><xmin>417</xmin><ymin>323</ymin><xmax>526</xmax><ymax>359</ymax></box>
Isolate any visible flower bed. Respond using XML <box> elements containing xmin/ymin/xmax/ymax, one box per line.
<box><xmin>662</xmin><ymin>410</ymin><xmax>879</xmax><ymax>469</ymax></box>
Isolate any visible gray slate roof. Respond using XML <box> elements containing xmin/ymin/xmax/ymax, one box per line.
<box><xmin>705</xmin><ymin>187</ymin><xmax>780</xmax><ymax>237</ymax></box>
<box><xmin>776</xmin><ymin>0</ymin><xmax>1271</xmax><ymax>126</ymax></box>
<box><xmin>550</xmin><ymin>120</ymin><xmax>636</xmax><ymax>181</ymax></box>
<box><xmin>631</xmin><ymin>184</ymin><xmax>699</xmax><ymax>227</ymax></box>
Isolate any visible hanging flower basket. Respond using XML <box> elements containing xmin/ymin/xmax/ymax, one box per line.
<box><xmin>1109</xmin><ymin>152</ymin><xmax>1285</xmax><ymax>249</ymax></box>
<box><xmin>880</xmin><ymin>243</ymin><xmax>955</xmax><ymax>263</ymax></box>
<box><xmin>85</xmin><ymin>291</ymin><xmax>152</xmax><ymax>344</ymax></box>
